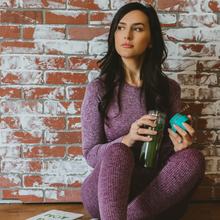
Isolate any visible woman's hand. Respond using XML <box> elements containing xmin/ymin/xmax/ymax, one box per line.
<box><xmin>168</xmin><ymin>115</ymin><xmax>195</xmax><ymax>152</ymax></box>
<box><xmin>121</xmin><ymin>114</ymin><xmax>158</xmax><ymax>148</ymax></box>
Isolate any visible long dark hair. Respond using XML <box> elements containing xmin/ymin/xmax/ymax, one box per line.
<box><xmin>97</xmin><ymin>2</ymin><xmax>169</xmax><ymax>121</ymax></box>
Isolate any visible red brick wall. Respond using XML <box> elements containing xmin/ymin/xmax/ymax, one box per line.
<box><xmin>0</xmin><ymin>0</ymin><xmax>219</xmax><ymax>202</ymax></box>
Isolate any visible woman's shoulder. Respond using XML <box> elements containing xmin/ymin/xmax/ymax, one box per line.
<box><xmin>86</xmin><ymin>75</ymin><xmax>106</xmax><ymax>97</ymax></box>
<box><xmin>166</xmin><ymin>77</ymin><xmax>181</xmax><ymax>92</ymax></box>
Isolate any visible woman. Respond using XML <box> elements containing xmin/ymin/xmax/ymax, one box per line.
<box><xmin>81</xmin><ymin>2</ymin><xmax>205</xmax><ymax>220</ymax></box>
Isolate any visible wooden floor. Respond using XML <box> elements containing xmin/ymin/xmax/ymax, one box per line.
<box><xmin>1</xmin><ymin>202</ymin><xmax>220</xmax><ymax>220</ymax></box>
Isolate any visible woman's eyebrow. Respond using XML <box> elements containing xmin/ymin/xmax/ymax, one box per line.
<box><xmin>118</xmin><ymin>22</ymin><xmax>145</xmax><ymax>26</ymax></box>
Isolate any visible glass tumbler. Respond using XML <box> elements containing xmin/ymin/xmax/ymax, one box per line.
<box><xmin>139</xmin><ymin>110</ymin><xmax>166</xmax><ymax>171</ymax></box>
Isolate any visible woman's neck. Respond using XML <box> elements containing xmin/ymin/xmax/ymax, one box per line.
<box><xmin>122</xmin><ymin>57</ymin><xmax>144</xmax><ymax>87</ymax></box>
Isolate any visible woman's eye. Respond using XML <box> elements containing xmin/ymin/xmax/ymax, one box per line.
<box><xmin>117</xmin><ymin>26</ymin><xmax>124</xmax><ymax>30</ymax></box>
<box><xmin>134</xmin><ymin>27</ymin><xmax>142</xmax><ymax>31</ymax></box>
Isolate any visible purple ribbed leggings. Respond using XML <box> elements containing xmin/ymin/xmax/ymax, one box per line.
<box><xmin>81</xmin><ymin>143</ymin><xmax>205</xmax><ymax>220</ymax></box>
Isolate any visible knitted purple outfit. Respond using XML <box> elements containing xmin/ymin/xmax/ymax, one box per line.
<box><xmin>81</xmin><ymin>77</ymin><xmax>205</xmax><ymax>220</ymax></box>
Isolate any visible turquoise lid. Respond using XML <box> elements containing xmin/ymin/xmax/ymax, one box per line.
<box><xmin>169</xmin><ymin>113</ymin><xmax>190</xmax><ymax>132</ymax></box>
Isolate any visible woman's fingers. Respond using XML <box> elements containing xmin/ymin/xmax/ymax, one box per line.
<box><xmin>136</xmin><ymin>115</ymin><xmax>157</xmax><ymax>128</ymax></box>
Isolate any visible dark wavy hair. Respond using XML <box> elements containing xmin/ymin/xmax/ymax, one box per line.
<box><xmin>97</xmin><ymin>2</ymin><xmax>169</xmax><ymax>121</ymax></box>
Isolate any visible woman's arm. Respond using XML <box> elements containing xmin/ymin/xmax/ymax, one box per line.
<box><xmin>81</xmin><ymin>80</ymin><xmax>124</xmax><ymax>168</ymax></box>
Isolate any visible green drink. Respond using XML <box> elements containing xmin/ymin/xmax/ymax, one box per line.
<box><xmin>139</xmin><ymin>110</ymin><xmax>166</xmax><ymax>171</ymax></box>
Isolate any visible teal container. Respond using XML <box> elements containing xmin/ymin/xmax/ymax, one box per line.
<box><xmin>139</xmin><ymin>110</ymin><xmax>166</xmax><ymax>171</ymax></box>
<box><xmin>169</xmin><ymin>113</ymin><xmax>190</xmax><ymax>132</ymax></box>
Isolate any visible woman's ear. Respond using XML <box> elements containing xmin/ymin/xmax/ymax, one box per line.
<box><xmin>148</xmin><ymin>42</ymin><xmax>152</xmax><ymax>48</ymax></box>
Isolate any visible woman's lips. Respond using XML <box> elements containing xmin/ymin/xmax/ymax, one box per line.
<box><xmin>122</xmin><ymin>43</ymin><xmax>134</xmax><ymax>48</ymax></box>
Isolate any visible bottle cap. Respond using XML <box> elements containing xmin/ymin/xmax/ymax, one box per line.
<box><xmin>169</xmin><ymin>113</ymin><xmax>190</xmax><ymax>132</ymax></box>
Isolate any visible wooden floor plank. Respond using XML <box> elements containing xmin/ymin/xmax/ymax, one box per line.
<box><xmin>1</xmin><ymin>202</ymin><xmax>220</xmax><ymax>220</ymax></box>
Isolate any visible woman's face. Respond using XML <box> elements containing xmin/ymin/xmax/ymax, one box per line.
<box><xmin>114</xmin><ymin>10</ymin><xmax>152</xmax><ymax>60</ymax></box>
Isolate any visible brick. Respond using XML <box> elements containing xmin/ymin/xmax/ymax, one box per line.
<box><xmin>163</xmin><ymin>59</ymin><xmax>196</xmax><ymax>71</ymax></box>
<box><xmin>22</xmin><ymin>116</ymin><xmax>65</xmax><ymax>130</ymax></box>
<box><xmin>2</xmin><ymin>160</ymin><xmax>43</xmax><ymax>172</ymax></box>
<box><xmin>68</xmin><ymin>26</ymin><xmax>109</xmax><ymax>40</ymax></box>
<box><xmin>0</xmin><ymin>25</ymin><xmax>19</xmax><ymax>38</ymax></box>
<box><xmin>67</xmin><ymin>117</ymin><xmax>81</xmax><ymax>130</ymax></box>
<box><xmin>217</xmin><ymin>187</ymin><xmax>220</xmax><ymax>199</ymax></box>
<box><xmin>67</xmin><ymin>87</ymin><xmax>86</xmax><ymax>100</ymax></box>
<box><xmin>198</xmin><ymin>88</ymin><xmax>220</xmax><ymax>100</ymax></box>
<box><xmin>165</xmin><ymin>41</ymin><xmax>176</xmax><ymax>56</ymax></box>
<box><xmin>178</xmin><ymin>43</ymin><xmax>216</xmax><ymax>57</ymax></box>
<box><xmin>200</xmin><ymin>174</ymin><xmax>220</xmax><ymax>185</ymax></box>
<box><xmin>197</xmin><ymin>145</ymin><xmax>220</xmax><ymax>157</ymax></box>
<box><xmin>181</xmin><ymin>88</ymin><xmax>195</xmax><ymax>100</ymax></box>
<box><xmin>217</xmin><ymin>131</ymin><xmax>220</xmax><ymax>143</ymax></box>
<box><xmin>46</xmin><ymin>160</ymin><xmax>87</xmax><ymax>174</ymax></box>
<box><xmin>45</xmin><ymin>41</ymin><xmax>87</xmax><ymax>54</ymax></box>
<box><xmin>0</xmin><ymin>10</ymin><xmax>42</xmax><ymax>24</ymax></box>
<box><xmin>178</xmin><ymin>13</ymin><xmax>217</xmax><ymax>27</ymax></box>
<box><xmin>23</xmin><ymin>0</ymin><xmax>65</xmax><ymax>8</ymax></box>
<box><xmin>22</xmin><ymin>25</ymin><xmax>65</xmax><ymax>39</ymax></box>
<box><xmin>0</xmin><ymin>175</ymin><xmax>21</xmax><ymax>187</ymax></box>
<box><xmin>158</xmin><ymin>13</ymin><xmax>176</xmax><ymax>27</ymax></box>
<box><xmin>23</xmin><ymin>146</ymin><xmax>65</xmax><ymax>158</ymax></box>
<box><xmin>45</xmin><ymin>131</ymin><xmax>81</xmax><ymax>144</ymax></box>
<box><xmin>0</xmin><ymin>116</ymin><xmax>20</xmax><ymax>129</ymax></box>
<box><xmin>205</xmin><ymin>158</ymin><xmax>215</xmax><ymax>173</ymax></box>
<box><xmin>201</xmin><ymin>0</ymin><xmax>220</xmax><ymax>12</ymax></box>
<box><xmin>1</xmin><ymin>131</ymin><xmax>43</xmax><ymax>144</ymax></box>
<box><xmin>89</xmin><ymin>42</ymin><xmax>108</xmax><ymax>55</ymax></box>
<box><xmin>177</xmin><ymin>73</ymin><xmax>217</xmax><ymax>86</ymax></box>
<box><xmin>0</xmin><ymin>146</ymin><xmax>20</xmax><ymax>158</ymax></box>
<box><xmin>198</xmin><ymin>60</ymin><xmax>220</xmax><ymax>71</ymax></box>
<box><xmin>1</xmin><ymin>42</ymin><xmax>43</xmax><ymax>54</ymax></box>
<box><xmin>23</xmin><ymin>86</ymin><xmax>65</xmax><ymax>99</ymax></box>
<box><xmin>24</xmin><ymin>175</ymin><xmax>65</xmax><ymax>187</ymax></box>
<box><xmin>198</xmin><ymin>117</ymin><xmax>220</xmax><ymax>129</ymax></box>
<box><xmin>111</xmin><ymin>0</ymin><xmax>154</xmax><ymax>10</ymax></box>
<box><xmin>157</xmin><ymin>0</ymin><xmax>197</xmax><ymax>12</ymax></box>
<box><xmin>45</xmin><ymin>11</ymin><xmax>87</xmax><ymax>24</ymax></box>
<box><xmin>67</xmin><ymin>175</ymin><xmax>85</xmax><ymax>187</ymax></box>
<box><xmin>192</xmin><ymin>187</ymin><xmax>214</xmax><ymax>200</ymax></box>
<box><xmin>45</xmin><ymin>189</ymin><xmax>81</xmax><ymax>202</ymax></box>
<box><xmin>3</xmin><ymin>190</ymin><xmax>43</xmax><ymax>202</ymax></box>
<box><xmin>0</xmin><ymin>0</ymin><xmax>19</xmax><ymax>7</ymax></box>
<box><xmin>68</xmin><ymin>56</ymin><xmax>99</xmax><ymax>70</ymax></box>
<box><xmin>88</xmin><ymin>70</ymin><xmax>100</xmax><ymax>82</ymax></box>
<box><xmin>44</xmin><ymin>101</ymin><xmax>82</xmax><ymax>114</ymax></box>
<box><xmin>68</xmin><ymin>0</ymin><xmax>109</xmax><ymax>9</ymax></box>
<box><xmin>46</xmin><ymin>72</ymin><xmax>87</xmax><ymax>85</ymax></box>
<box><xmin>0</xmin><ymin>56</ymin><xmax>21</xmax><ymax>70</ymax></box>
<box><xmin>23</xmin><ymin>56</ymin><xmax>65</xmax><ymax>70</ymax></box>
<box><xmin>0</xmin><ymin>101</ymin><xmax>42</xmax><ymax>114</ymax></box>
<box><xmin>195</xmin><ymin>131</ymin><xmax>216</xmax><ymax>144</ymax></box>
<box><xmin>1</xmin><ymin>71</ymin><xmax>43</xmax><ymax>84</ymax></box>
<box><xmin>68</xmin><ymin>146</ymin><xmax>83</xmax><ymax>157</ymax></box>
<box><xmin>181</xmin><ymin>102</ymin><xmax>216</xmax><ymax>115</ymax></box>
<box><xmin>90</xmin><ymin>11</ymin><xmax>115</xmax><ymax>25</ymax></box>
<box><xmin>0</xmin><ymin>87</ymin><xmax>20</xmax><ymax>98</ymax></box>
<box><xmin>162</xmin><ymin>28</ymin><xmax>197</xmax><ymax>41</ymax></box>
<box><xmin>199</xmin><ymin>28</ymin><xmax>220</xmax><ymax>42</ymax></box>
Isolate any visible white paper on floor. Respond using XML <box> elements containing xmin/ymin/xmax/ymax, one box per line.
<box><xmin>26</xmin><ymin>209</ymin><xmax>83</xmax><ymax>220</ymax></box>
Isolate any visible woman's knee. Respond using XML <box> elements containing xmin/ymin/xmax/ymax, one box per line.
<box><xmin>102</xmin><ymin>143</ymin><xmax>135</xmax><ymax>167</ymax></box>
<box><xmin>172</xmin><ymin>148</ymin><xmax>205</xmax><ymax>179</ymax></box>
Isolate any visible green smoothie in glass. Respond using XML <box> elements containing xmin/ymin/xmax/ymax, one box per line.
<box><xmin>139</xmin><ymin>110</ymin><xmax>166</xmax><ymax>171</ymax></box>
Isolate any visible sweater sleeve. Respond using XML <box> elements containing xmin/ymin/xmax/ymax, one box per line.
<box><xmin>81</xmin><ymin>80</ymin><xmax>124</xmax><ymax>168</ymax></box>
<box><xmin>159</xmin><ymin>78</ymin><xmax>181</xmax><ymax>164</ymax></box>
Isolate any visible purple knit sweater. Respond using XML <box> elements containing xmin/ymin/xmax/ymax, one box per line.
<box><xmin>81</xmin><ymin>77</ymin><xmax>181</xmax><ymax>168</ymax></box>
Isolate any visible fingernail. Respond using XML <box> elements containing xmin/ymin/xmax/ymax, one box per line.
<box><xmin>148</xmin><ymin>137</ymin><xmax>152</xmax><ymax>141</ymax></box>
<box><xmin>173</xmin><ymin>124</ymin><xmax>177</xmax><ymax>127</ymax></box>
<box><xmin>153</xmin><ymin>131</ymin><xmax>157</xmax><ymax>134</ymax></box>
<box><xmin>182</xmin><ymin>123</ymin><xmax>186</xmax><ymax>126</ymax></box>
